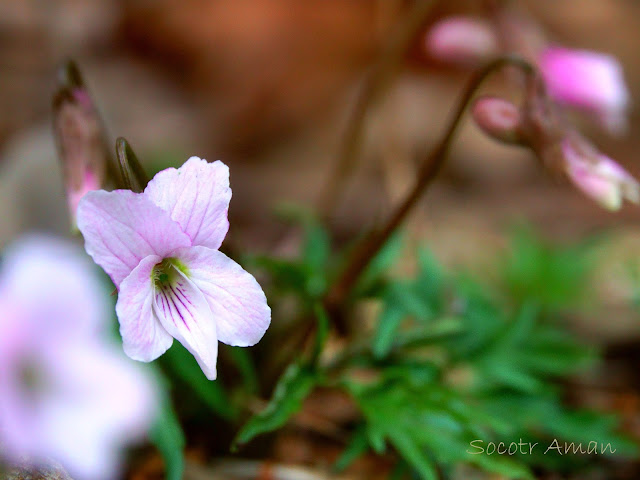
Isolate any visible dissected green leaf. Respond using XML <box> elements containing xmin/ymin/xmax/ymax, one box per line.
<box><xmin>346</xmin><ymin>378</ymin><xmax>534</xmax><ymax>480</ymax></box>
<box><xmin>233</xmin><ymin>362</ymin><xmax>318</xmax><ymax>449</ymax></box>
<box><xmin>357</xmin><ymin>232</ymin><xmax>405</xmax><ymax>295</ymax></box>
<box><xmin>334</xmin><ymin>425</ymin><xmax>369</xmax><ymax>472</ymax></box>
<box><xmin>311</xmin><ymin>303</ymin><xmax>330</xmax><ymax>363</ymax></box>
<box><xmin>503</xmin><ymin>227</ymin><xmax>599</xmax><ymax>311</ymax></box>
<box><xmin>373</xmin><ymin>305</ymin><xmax>405</xmax><ymax>359</ymax></box>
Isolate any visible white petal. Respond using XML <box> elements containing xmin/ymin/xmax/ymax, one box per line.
<box><xmin>174</xmin><ymin>246</ymin><xmax>271</xmax><ymax>348</ymax></box>
<box><xmin>77</xmin><ymin>190</ymin><xmax>191</xmax><ymax>288</ymax></box>
<box><xmin>152</xmin><ymin>262</ymin><xmax>219</xmax><ymax>380</ymax></box>
<box><xmin>144</xmin><ymin>157</ymin><xmax>231</xmax><ymax>250</ymax></box>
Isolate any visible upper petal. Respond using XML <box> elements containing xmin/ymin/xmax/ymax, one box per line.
<box><xmin>116</xmin><ymin>255</ymin><xmax>174</xmax><ymax>362</ymax></box>
<box><xmin>77</xmin><ymin>190</ymin><xmax>191</xmax><ymax>287</ymax></box>
<box><xmin>144</xmin><ymin>157</ymin><xmax>231</xmax><ymax>250</ymax></box>
<box><xmin>152</xmin><ymin>262</ymin><xmax>219</xmax><ymax>380</ymax></box>
<box><xmin>174</xmin><ymin>246</ymin><xmax>271</xmax><ymax>348</ymax></box>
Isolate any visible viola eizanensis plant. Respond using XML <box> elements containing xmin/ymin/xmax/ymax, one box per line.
<box><xmin>1</xmin><ymin>2</ymin><xmax>639</xmax><ymax>479</ymax></box>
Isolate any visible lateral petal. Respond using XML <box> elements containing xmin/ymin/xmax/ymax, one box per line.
<box><xmin>173</xmin><ymin>246</ymin><xmax>271</xmax><ymax>348</ymax></box>
<box><xmin>116</xmin><ymin>255</ymin><xmax>174</xmax><ymax>362</ymax></box>
<box><xmin>144</xmin><ymin>157</ymin><xmax>231</xmax><ymax>250</ymax></box>
<box><xmin>152</xmin><ymin>263</ymin><xmax>219</xmax><ymax>380</ymax></box>
<box><xmin>77</xmin><ymin>190</ymin><xmax>191</xmax><ymax>287</ymax></box>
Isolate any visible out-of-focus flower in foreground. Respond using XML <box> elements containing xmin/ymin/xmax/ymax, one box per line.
<box><xmin>561</xmin><ymin>138</ymin><xmax>640</xmax><ymax>210</ymax></box>
<box><xmin>77</xmin><ymin>157</ymin><xmax>271</xmax><ymax>380</ymax></box>
<box><xmin>0</xmin><ymin>236</ymin><xmax>157</xmax><ymax>480</ymax></box>
<box><xmin>539</xmin><ymin>47</ymin><xmax>631</xmax><ymax>134</ymax></box>
<box><xmin>425</xmin><ymin>16</ymin><xmax>498</xmax><ymax>67</ymax></box>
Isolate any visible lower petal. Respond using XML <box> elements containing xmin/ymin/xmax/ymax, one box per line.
<box><xmin>172</xmin><ymin>246</ymin><xmax>271</xmax><ymax>348</ymax></box>
<box><xmin>116</xmin><ymin>256</ymin><xmax>173</xmax><ymax>362</ymax></box>
<box><xmin>152</xmin><ymin>264</ymin><xmax>219</xmax><ymax>380</ymax></box>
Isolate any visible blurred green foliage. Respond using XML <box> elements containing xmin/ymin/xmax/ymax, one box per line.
<box><xmin>240</xmin><ymin>220</ymin><xmax>636</xmax><ymax>479</ymax></box>
<box><xmin>156</xmin><ymin>215</ymin><xmax>637</xmax><ymax>479</ymax></box>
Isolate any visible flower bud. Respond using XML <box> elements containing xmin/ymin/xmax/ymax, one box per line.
<box><xmin>472</xmin><ymin>96</ymin><xmax>523</xmax><ymax>144</ymax></box>
<box><xmin>53</xmin><ymin>61</ymin><xmax>111</xmax><ymax>230</ymax></box>
<box><xmin>539</xmin><ymin>47</ymin><xmax>630</xmax><ymax>135</ymax></box>
<box><xmin>562</xmin><ymin>136</ymin><xmax>639</xmax><ymax>210</ymax></box>
<box><xmin>425</xmin><ymin>16</ymin><xmax>499</xmax><ymax>67</ymax></box>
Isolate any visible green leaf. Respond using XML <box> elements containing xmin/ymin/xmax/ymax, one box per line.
<box><xmin>471</xmin><ymin>453</ymin><xmax>533</xmax><ymax>480</ymax></box>
<box><xmin>302</xmin><ymin>221</ymin><xmax>331</xmax><ymax>274</ymax></box>
<box><xmin>233</xmin><ymin>362</ymin><xmax>317</xmax><ymax>449</ymax></box>
<box><xmin>373</xmin><ymin>305</ymin><xmax>405</xmax><ymax>359</ymax></box>
<box><xmin>334</xmin><ymin>425</ymin><xmax>369</xmax><ymax>472</ymax></box>
<box><xmin>503</xmin><ymin>227</ymin><xmax>598</xmax><ymax>311</ymax></box>
<box><xmin>163</xmin><ymin>343</ymin><xmax>236</xmax><ymax>420</ymax></box>
<box><xmin>150</xmin><ymin>395</ymin><xmax>185</xmax><ymax>480</ymax></box>
<box><xmin>311</xmin><ymin>303</ymin><xmax>330</xmax><ymax>363</ymax></box>
<box><xmin>358</xmin><ymin>232</ymin><xmax>405</xmax><ymax>289</ymax></box>
<box><xmin>389</xmin><ymin>430</ymin><xmax>439</xmax><ymax>480</ymax></box>
<box><xmin>249</xmin><ymin>256</ymin><xmax>308</xmax><ymax>294</ymax></box>
<box><xmin>226</xmin><ymin>346</ymin><xmax>259</xmax><ymax>394</ymax></box>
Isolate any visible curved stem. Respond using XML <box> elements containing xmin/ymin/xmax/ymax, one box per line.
<box><xmin>325</xmin><ymin>56</ymin><xmax>535</xmax><ymax>312</ymax></box>
<box><xmin>317</xmin><ymin>0</ymin><xmax>436</xmax><ymax>219</ymax></box>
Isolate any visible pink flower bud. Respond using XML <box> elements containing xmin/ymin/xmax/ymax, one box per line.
<box><xmin>539</xmin><ymin>47</ymin><xmax>630</xmax><ymax>134</ymax></box>
<box><xmin>472</xmin><ymin>96</ymin><xmax>522</xmax><ymax>144</ymax></box>
<box><xmin>425</xmin><ymin>16</ymin><xmax>499</xmax><ymax>67</ymax></box>
<box><xmin>53</xmin><ymin>63</ymin><xmax>111</xmax><ymax>230</ymax></box>
<box><xmin>562</xmin><ymin>138</ymin><xmax>639</xmax><ymax>210</ymax></box>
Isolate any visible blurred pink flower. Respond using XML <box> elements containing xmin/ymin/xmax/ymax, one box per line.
<box><xmin>562</xmin><ymin>139</ymin><xmax>639</xmax><ymax>210</ymax></box>
<box><xmin>77</xmin><ymin>157</ymin><xmax>271</xmax><ymax>380</ymax></box>
<box><xmin>0</xmin><ymin>236</ymin><xmax>157</xmax><ymax>480</ymax></box>
<box><xmin>425</xmin><ymin>16</ymin><xmax>498</xmax><ymax>67</ymax></box>
<box><xmin>539</xmin><ymin>47</ymin><xmax>630</xmax><ymax>134</ymax></box>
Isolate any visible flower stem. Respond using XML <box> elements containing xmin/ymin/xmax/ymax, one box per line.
<box><xmin>317</xmin><ymin>0</ymin><xmax>436</xmax><ymax>219</ymax></box>
<box><xmin>324</xmin><ymin>56</ymin><xmax>535</xmax><ymax>314</ymax></box>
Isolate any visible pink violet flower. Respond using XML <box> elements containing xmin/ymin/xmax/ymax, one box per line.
<box><xmin>539</xmin><ymin>47</ymin><xmax>630</xmax><ymax>134</ymax></box>
<box><xmin>76</xmin><ymin>156</ymin><xmax>271</xmax><ymax>380</ymax></box>
<box><xmin>562</xmin><ymin>139</ymin><xmax>639</xmax><ymax>210</ymax></box>
<box><xmin>0</xmin><ymin>236</ymin><xmax>157</xmax><ymax>480</ymax></box>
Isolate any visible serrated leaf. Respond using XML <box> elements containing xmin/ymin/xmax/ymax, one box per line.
<box><xmin>233</xmin><ymin>362</ymin><xmax>317</xmax><ymax>448</ymax></box>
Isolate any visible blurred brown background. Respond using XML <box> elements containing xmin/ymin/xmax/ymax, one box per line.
<box><xmin>1</xmin><ymin>2</ymin><xmax>640</xmax><ymax>478</ymax></box>
<box><xmin>1</xmin><ymin>0</ymin><xmax>640</xmax><ymax>349</ymax></box>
